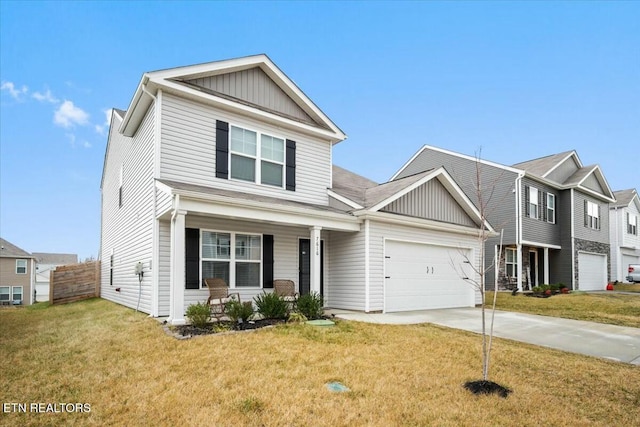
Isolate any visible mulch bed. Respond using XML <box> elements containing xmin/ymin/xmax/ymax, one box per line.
<box><xmin>176</xmin><ymin>318</ymin><xmax>286</xmax><ymax>336</ymax></box>
<box><xmin>463</xmin><ymin>380</ymin><xmax>512</xmax><ymax>398</ymax></box>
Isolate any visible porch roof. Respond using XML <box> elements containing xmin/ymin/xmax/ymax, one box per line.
<box><xmin>156</xmin><ymin>179</ymin><xmax>361</xmax><ymax>231</ymax></box>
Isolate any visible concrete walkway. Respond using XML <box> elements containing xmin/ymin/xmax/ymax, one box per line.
<box><xmin>327</xmin><ymin>308</ymin><xmax>640</xmax><ymax>365</ymax></box>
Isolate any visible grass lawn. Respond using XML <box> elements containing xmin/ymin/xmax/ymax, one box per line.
<box><xmin>1</xmin><ymin>299</ymin><xmax>639</xmax><ymax>427</ymax></box>
<box><xmin>613</xmin><ymin>283</ymin><xmax>640</xmax><ymax>293</ymax></box>
<box><xmin>488</xmin><ymin>291</ymin><xmax>640</xmax><ymax>328</ymax></box>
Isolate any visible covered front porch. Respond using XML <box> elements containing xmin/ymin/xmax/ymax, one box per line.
<box><xmin>496</xmin><ymin>243</ymin><xmax>562</xmax><ymax>291</ymax></box>
<box><xmin>155</xmin><ymin>180</ymin><xmax>360</xmax><ymax>325</ymax></box>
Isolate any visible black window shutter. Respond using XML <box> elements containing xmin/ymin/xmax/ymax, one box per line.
<box><xmin>597</xmin><ymin>204</ymin><xmax>601</xmax><ymax>230</ymax></box>
<box><xmin>286</xmin><ymin>140</ymin><xmax>296</xmax><ymax>191</ymax></box>
<box><xmin>185</xmin><ymin>228</ymin><xmax>200</xmax><ymax>289</ymax></box>
<box><xmin>524</xmin><ymin>186</ymin><xmax>530</xmax><ymax>217</ymax></box>
<box><xmin>215</xmin><ymin>120</ymin><xmax>229</xmax><ymax>179</ymax></box>
<box><xmin>584</xmin><ymin>200</ymin><xmax>588</xmax><ymax>227</ymax></box>
<box><xmin>263</xmin><ymin>234</ymin><xmax>274</xmax><ymax>288</ymax></box>
<box><xmin>541</xmin><ymin>192</ymin><xmax>547</xmax><ymax>222</ymax></box>
<box><xmin>538</xmin><ymin>190</ymin><xmax>544</xmax><ymax>221</ymax></box>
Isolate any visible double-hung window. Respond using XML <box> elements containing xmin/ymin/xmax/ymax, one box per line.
<box><xmin>505</xmin><ymin>248</ymin><xmax>517</xmax><ymax>278</ymax></box>
<box><xmin>230</xmin><ymin>125</ymin><xmax>285</xmax><ymax>188</ymax></box>
<box><xmin>12</xmin><ymin>286</ymin><xmax>23</xmax><ymax>304</ymax></box>
<box><xmin>0</xmin><ymin>287</ymin><xmax>9</xmax><ymax>303</ymax></box>
<box><xmin>546</xmin><ymin>193</ymin><xmax>556</xmax><ymax>224</ymax></box>
<box><xmin>628</xmin><ymin>213</ymin><xmax>638</xmax><ymax>235</ymax></box>
<box><xmin>201</xmin><ymin>231</ymin><xmax>262</xmax><ymax>288</ymax></box>
<box><xmin>528</xmin><ymin>187</ymin><xmax>539</xmax><ymax>219</ymax></box>
<box><xmin>586</xmin><ymin>201</ymin><xmax>600</xmax><ymax>230</ymax></box>
<box><xmin>16</xmin><ymin>259</ymin><xmax>27</xmax><ymax>274</ymax></box>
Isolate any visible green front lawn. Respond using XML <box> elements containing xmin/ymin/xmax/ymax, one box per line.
<box><xmin>488</xmin><ymin>291</ymin><xmax>640</xmax><ymax>328</ymax></box>
<box><xmin>1</xmin><ymin>298</ymin><xmax>639</xmax><ymax>426</ymax></box>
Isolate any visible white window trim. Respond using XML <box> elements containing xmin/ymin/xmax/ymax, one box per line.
<box><xmin>200</xmin><ymin>229</ymin><xmax>263</xmax><ymax>289</ymax></box>
<box><xmin>12</xmin><ymin>286</ymin><xmax>23</xmax><ymax>304</ymax></box>
<box><xmin>16</xmin><ymin>259</ymin><xmax>27</xmax><ymax>274</ymax></box>
<box><xmin>229</xmin><ymin>124</ymin><xmax>286</xmax><ymax>189</ymax></box>
<box><xmin>546</xmin><ymin>193</ymin><xmax>556</xmax><ymax>224</ymax></box>
<box><xmin>0</xmin><ymin>286</ymin><xmax>9</xmax><ymax>301</ymax></box>
<box><xmin>587</xmin><ymin>201</ymin><xmax>600</xmax><ymax>230</ymax></box>
<box><xmin>505</xmin><ymin>248</ymin><xmax>517</xmax><ymax>278</ymax></box>
<box><xmin>629</xmin><ymin>213</ymin><xmax>638</xmax><ymax>235</ymax></box>
<box><xmin>529</xmin><ymin>187</ymin><xmax>539</xmax><ymax>219</ymax></box>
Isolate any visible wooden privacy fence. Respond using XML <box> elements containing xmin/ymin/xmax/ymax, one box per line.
<box><xmin>50</xmin><ymin>261</ymin><xmax>101</xmax><ymax>305</ymax></box>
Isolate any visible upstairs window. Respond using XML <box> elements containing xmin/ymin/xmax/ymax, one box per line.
<box><xmin>628</xmin><ymin>213</ymin><xmax>638</xmax><ymax>235</ymax></box>
<box><xmin>16</xmin><ymin>259</ymin><xmax>27</xmax><ymax>274</ymax></box>
<box><xmin>229</xmin><ymin>125</ymin><xmax>286</xmax><ymax>188</ymax></box>
<box><xmin>546</xmin><ymin>193</ymin><xmax>556</xmax><ymax>224</ymax></box>
<box><xmin>525</xmin><ymin>186</ymin><xmax>539</xmax><ymax>219</ymax></box>
<box><xmin>585</xmin><ymin>200</ymin><xmax>600</xmax><ymax>230</ymax></box>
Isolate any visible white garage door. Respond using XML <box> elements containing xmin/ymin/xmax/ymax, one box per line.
<box><xmin>578</xmin><ymin>252</ymin><xmax>607</xmax><ymax>291</ymax></box>
<box><xmin>384</xmin><ymin>240</ymin><xmax>474</xmax><ymax>312</ymax></box>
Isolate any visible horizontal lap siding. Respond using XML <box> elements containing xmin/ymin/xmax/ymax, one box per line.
<box><xmin>160</xmin><ymin>93</ymin><xmax>331</xmax><ymax>205</ymax></box>
<box><xmin>182</xmin><ymin>216</ymin><xmax>321</xmax><ymax>311</ymax></box>
<box><xmin>368</xmin><ymin>221</ymin><xmax>482</xmax><ymax>311</ymax></box>
<box><xmin>101</xmin><ymin>106</ymin><xmax>155</xmax><ymax>314</ymax></box>
<box><xmin>156</xmin><ymin>188</ymin><xmax>172</xmax><ymax>217</ymax></box>
<box><xmin>521</xmin><ymin>177</ymin><xmax>561</xmax><ymax>246</ymax></box>
<box><xmin>574</xmin><ymin>191</ymin><xmax>609</xmax><ymax>244</ymax></box>
<box><xmin>327</xmin><ymin>230</ymin><xmax>366</xmax><ymax>311</ymax></box>
<box><xmin>158</xmin><ymin>220</ymin><xmax>171</xmax><ymax>316</ymax></box>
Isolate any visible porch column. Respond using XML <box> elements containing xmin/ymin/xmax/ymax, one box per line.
<box><xmin>168</xmin><ymin>210</ymin><xmax>187</xmax><ymax>325</ymax></box>
<box><xmin>516</xmin><ymin>244</ymin><xmax>523</xmax><ymax>292</ymax></box>
<box><xmin>309</xmin><ymin>226</ymin><xmax>322</xmax><ymax>294</ymax></box>
<box><xmin>543</xmin><ymin>248</ymin><xmax>549</xmax><ymax>284</ymax></box>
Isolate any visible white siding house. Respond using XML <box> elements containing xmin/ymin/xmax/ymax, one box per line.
<box><xmin>610</xmin><ymin>189</ymin><xmax>640</xmax><ymax>282</ymax></box>
<box><xmin>100</xmin><ymin>55</ymin><xmax>489</xmax><ymax>324</ymax></box>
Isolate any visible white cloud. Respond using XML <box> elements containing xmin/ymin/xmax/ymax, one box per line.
<box><xmin>94</xmin><ymin>108</ymin><xmax>113</xmax><ymax>135</ymax></box>
<box><xmin>32</xmin><ymin>89</ymin><xmax>59</xmax><ymax>104</ymax></box>
<box><xmin>1</xmin><ymin>81</ymin><xmax>28</xmax><ymax>100</ymax></box>
<box><xmin>82</xmin><ymin>140</ymin><xmax>92</xmax><ymax>148</ymax></box>
<box><xmin>54</xmin><ymin>100</ymin><xmax>89</xmax><ymax>128</ymax></box>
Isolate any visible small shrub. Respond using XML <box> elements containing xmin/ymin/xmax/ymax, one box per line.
<box><xmin>296</xmin><ymin>292</ymin><xmax>323</xmax><ymax>319</ymax></box>
<box><xmin>532</xmin><ymin>286</ymin><xmax>542</xmax><ymax>294</ymax></box>
<box><xmin>185</xmin><ymin>302</ymin><xmax>210</xmax><ymax>328</ymax></box>
<box><xmin>226</xmin><ymin>300</ymin><xmax>254</xmax><ymax>323</ymax></box>
<box><xmin>288</xmin><ymin>312</ymin><xmax>308</xmax><ymax>323</ymax></box>
<box><xmin>254</xmin><ymin>292</ymin><xmax>288</xmax><ymax>319</ymax></box>
<box><xmin>549</xmin><ymin>283</ymin><xmax>560</xmax><ymax>292</ymax></box>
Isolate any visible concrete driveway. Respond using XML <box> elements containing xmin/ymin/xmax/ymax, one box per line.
<box><xmin>327</xmin><ymin>308</ymin><xmax>640</xmax><ymax>365</ymax></box>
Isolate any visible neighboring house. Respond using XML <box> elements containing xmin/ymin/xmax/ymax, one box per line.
<box><xmin>609</xmin><ymin>189</ymin><xmax>640</xmax><ymax>282</ymax></box>
<box><xmin>392</xmin><ymin>146</ymin><xmax>615</xmax><ymax>291</ymax></box>
<box><xmin>100</xmin><ymin>54</ymin><xmax>491</xmax><ymax>325</ymax></box>
<box><xmin>32</xmin><ymin>252</ymin><xmax>79</xmax><ymax>302</ymax></box>
<box><xmin>0</xmin><ymin>238</ymin><xmax>35</xmax><ymax>305</ymax></box>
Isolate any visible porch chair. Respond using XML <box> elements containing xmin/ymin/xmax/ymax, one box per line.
<box><xmin>273</xmin><ymin>279</ymin><xmax>298</xmax><ymax>310</ymax></box>
<box><xmin>204</xmin><ymin>278</ymin><xmax>240</xmax><ymax>321</ymax></box>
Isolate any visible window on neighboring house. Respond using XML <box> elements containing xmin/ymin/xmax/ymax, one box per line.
<box><xmin>585</xmin><ymin>200</ymin><xmax>600</xmax><ymax>230</ymax></box>
<box><xmin>201</xmin><ymin>231</ymin><xmax>262</xmax><ymax>288</ymax></box>
<box><xmin>505</xmin><ymin>248</ymin><xmax>517</xmax><ymax>278</ymax></box>
<box><xmin>546</xmin><ymin>193</ymin><xmax>556</xmax><ymax>224</ymax></box>
<box><xmin>16</xmin><ymin>259</ymin><xmax>27</xmax><ymax>274</ymax></box>
<box><xmin>12</xmin><ymin>286</ymin><xmax>23</xmax><ymax>304</ymax></box>
<box><xmin>229</xmin><ymin>125</ymin><xmax>286</xmax><ymax>188</ymax></box>
<box><xmin>526</xmin><ymin>186</ymin><xmax>539</xmax><ymax>219</ymax></box>
<box><xmin>628</xmin><ymin>213</ymin><xmax>638</xmax><ymax>235</ymax></box>
<box><xmin>0</xmin><ymin>287</ymin><xmax>9</xmax><ymax>302</ymax></box>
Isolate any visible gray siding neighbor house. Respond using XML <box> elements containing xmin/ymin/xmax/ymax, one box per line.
<box><xmin>101</xmin><ymin>55</ymin><xmax>492</xmax><ymax>325</ymax></box>
<box><xmin>392</xmin><ymin>146</ymin><xmax>616</xmax><ymax>291</ymax></box>
<box><xmin>0</xmin><ymin>238</ymin><xmax>35</xmax><ymax>305</ymax></box>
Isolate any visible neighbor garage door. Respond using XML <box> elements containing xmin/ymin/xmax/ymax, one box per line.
<box><xmin>384</xmin><ymin>240</ymin><xmax>474</xmax><ymax>312</ymax></box>
<box><xmin>577</xmin><ymin>252</ymin><xmax>607</xmax><ymax>291</ymax></box>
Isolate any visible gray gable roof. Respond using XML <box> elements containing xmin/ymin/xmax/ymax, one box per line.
<box><xmin>363</xmin><ymin>171</ymin><xmax>435</xmax><ymax>208</ymax></box>
<box><xmin>32</xmin><ymin>253</ymin><xmax>78</xmax><ymax>265</ymax></box>
<box><xmin>512</xmin><ymin>150</ymin><xmax>576</xmax><ymax>178</ymax></box>
<box><xmin>612</xmin><ymin>189</ymin><xmax>639</xmax><ymax>208</ymax></box>
<box><xmin>0</xmin><ymin>238</ymin><xmax>32</xmax><ymax>258</ymax></box>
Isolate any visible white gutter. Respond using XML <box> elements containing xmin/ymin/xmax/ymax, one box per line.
<box><xmin>515</xmin><ymin>172</ymin><xmax>524</xmax><ymax>291</ymax></box>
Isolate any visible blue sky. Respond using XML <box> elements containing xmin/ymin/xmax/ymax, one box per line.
<box><xmin>1</xmin><ymin>1</ymin><xmax>638</xmax><ymax>260</ymax></box>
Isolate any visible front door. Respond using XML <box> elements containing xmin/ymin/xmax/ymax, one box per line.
<box><xmin>299</xmin><ymin>239</ymin><xmax>324</xmax><ymax>296</ymax></box>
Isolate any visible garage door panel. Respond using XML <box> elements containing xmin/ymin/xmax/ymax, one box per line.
<box><xmin>385</xmin><ymin>240</ymin><xmax>474</xmax><ymax>312</ymax></box>
<box><xmin>578</xmin><ymin>252</ymin><xmax>607</xmax><ymax>291</ymax></box>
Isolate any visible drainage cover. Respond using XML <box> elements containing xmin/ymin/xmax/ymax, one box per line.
<box><xmin>306</xmin><ymin>319</ymin><xmax>335</xmax><ymax>327</ymax></box>
<box><xmin>326</xmin><ymin>382</ymin><xmax>350</xmax><ymax>392</ymax></box>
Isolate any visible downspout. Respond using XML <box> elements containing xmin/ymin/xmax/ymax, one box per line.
<box><xmin>515</xmin><ymin>172</ymin><xmax>524</xmax><ymax>291</ymax></box>
<box><xmin>613</xmin><ymin>206</ymin><xmax>619</xmax><ymax>281</ymax></box>
<box><xmin>364</xmin><ymin>219</ymin><xmax>370</xmax><ymax>312</ymax></box>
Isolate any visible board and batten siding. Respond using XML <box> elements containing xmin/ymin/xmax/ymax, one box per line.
<box><xmin>327</xmin><ymin>229</ymin><xmax>366</xmax><ymax>311</ymax></box>
<box><xmin>381</xmin><ymin>179</ymin><xmax>477</xmax><ymax>227</ymax></box>
<box><xmin>101</xmin><ymin>105</ymin><xmax>156</xmax><ymax>314</ymax></box>
<box><xmin>178</xmin><ymin>215</ymin><xmax>329</xmax><ymax>312</ymax></box>
<box><xmin>159</xmin><ymin>93</ymin><xmax>331</xmax><ymax>205</ymax></box>
<box><xmin>186</xmin><ymin>67</ymin><xmax>316</xmax><ymax>126</ymax></box>
<box><xmin>520</xmin><ymin>177</ymin><xmax>561</xmax><ymax>246</ymax></box>
<box><xmin>368</xmin><ymin>220</ymin><xmax>482</xmax><ymax>312</ymax></box>
<box><xmin>582</xmin><ymin>173</ymin><xmax>605</xmax><ymax>194</ymax></box>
